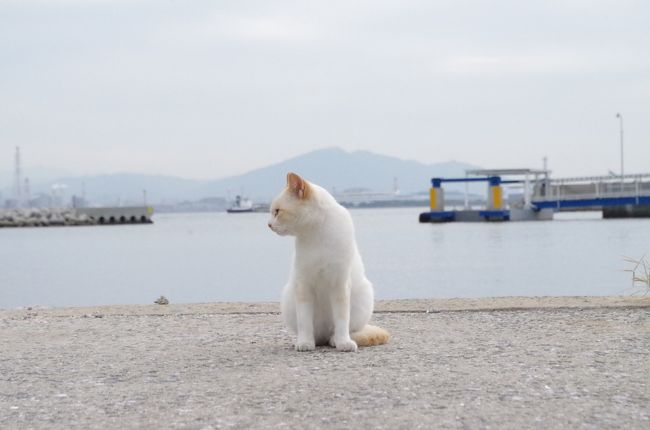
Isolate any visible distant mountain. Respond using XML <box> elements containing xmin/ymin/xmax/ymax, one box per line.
<box><xmin>198</xmin><ymin>147</ymin><xmax>480</xmax><ymax>201</ymax></box>
<box><xmin>1</xmin><ymin>148</ymin><xmax>481</xmax><ymax>205</ymax></box>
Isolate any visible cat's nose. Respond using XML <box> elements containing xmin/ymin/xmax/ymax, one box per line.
<box><xmin>267</xmin><ymin>222</ymin><xmax>273</xmax><ymax>230</ymax></box>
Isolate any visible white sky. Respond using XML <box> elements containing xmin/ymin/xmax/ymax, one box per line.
<box><xmin>1</xmin><ymin>0</ymin><xmax>649</xmax><ymax>179</ymax></box>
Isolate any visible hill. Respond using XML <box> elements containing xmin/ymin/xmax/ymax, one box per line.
<box><xmin>198</xmin><ymin>147</ymin><xmax>479</xmax><ymax>201</ymax></box>
<box><xmin>2</xmin><ymin>148</ymin><xmax>481</xmax><ymax>205</ymax></box>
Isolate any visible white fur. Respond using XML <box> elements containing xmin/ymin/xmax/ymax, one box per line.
<box><xmin>268</xmin><ymin>175</ymin><xmax>374</xmax><ymax>352</ymax></box>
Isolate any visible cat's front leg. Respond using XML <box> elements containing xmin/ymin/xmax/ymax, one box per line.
<box><xmin>294</xmin><ymin>289</ymin><xmax>315</xmax><ymax>352</ymax></box>
<box><xmin>329</xmin><ymin>282</ymin><xmax>358</xmax><ymax>352</ymax></box>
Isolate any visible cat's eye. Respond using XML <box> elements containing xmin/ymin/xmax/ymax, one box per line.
<box><xmin>273</xmin><ymin>208</ymin><xmax>280</xmax><ymax>216</ymax></box>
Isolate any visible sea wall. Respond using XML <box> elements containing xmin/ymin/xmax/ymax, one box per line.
<box><xmin>1</xmin><ymin>296</ymin><xmax>648</xmax><ymax>429</ymax></box>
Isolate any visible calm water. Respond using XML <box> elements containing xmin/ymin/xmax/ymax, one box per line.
<box><xmin>1</xmin><ymin>208</ymin><xmax>648</xmax><ymax>309</ymax></box>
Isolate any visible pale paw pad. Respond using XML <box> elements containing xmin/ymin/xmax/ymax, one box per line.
<box><xmin>334</xmin><ymin>339</ymin><xmax>358</xmax><ymax>352</ymax></box>
<box><xmin>295</xmin><ymin>341</ymin><xmax>315</xmax><ymax>352</ymax></box>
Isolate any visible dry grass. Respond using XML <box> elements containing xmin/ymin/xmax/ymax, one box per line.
<box><xmin>623</xmin><ymin>254</ymin><xmax>650</xmax><ymax>295</ymax></box>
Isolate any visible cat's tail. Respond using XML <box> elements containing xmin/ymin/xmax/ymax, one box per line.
<box><xmin>351</xmin><ymin>325</ymin><xmax>390</xmax><ymax>347</ymax></box>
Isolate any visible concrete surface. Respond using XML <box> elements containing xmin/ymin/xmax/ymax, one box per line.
<box><xmin>1</xmin><ymin>297</ymin><xmax>649</xmax><ymax>429</ymax></box>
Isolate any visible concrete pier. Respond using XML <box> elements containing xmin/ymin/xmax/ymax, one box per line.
<box><xmin>1</xmin><ymin>296</ymin><xmax>648</xmax><ymax>429</ymax></box>
<box><xmin>76</xmin><ymin>206</ymin><xmax>153</xmax><ymax>225</ymax></box>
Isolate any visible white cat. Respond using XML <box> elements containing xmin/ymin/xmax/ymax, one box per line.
<box><xmin>268</xmin><ymin>172</ymin><xmax>390</xmax><ymax>352</ymax></box>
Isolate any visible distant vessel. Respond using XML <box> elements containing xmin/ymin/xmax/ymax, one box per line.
<box><xmin>227</xmin><ymin>195</ymin><xmax>254</xmax><ymax>213</ymax></box>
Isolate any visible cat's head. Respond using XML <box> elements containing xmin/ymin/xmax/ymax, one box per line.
<box><xmin>268</xmin><ymin>172</ymin><xmax>314</xmax><ymax>236</ymax></box>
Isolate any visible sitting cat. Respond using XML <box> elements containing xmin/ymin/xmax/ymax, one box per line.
<box><xmin>268</xmin><ymin>172</ymin><xmax>390</xmax><ymax>352</ymax></box>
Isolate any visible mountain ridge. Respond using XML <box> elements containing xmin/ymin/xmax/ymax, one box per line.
<box><xmin>1</xmin><ymin>148</ymin><xmax>481</xmax><ymax>205</ymax></box>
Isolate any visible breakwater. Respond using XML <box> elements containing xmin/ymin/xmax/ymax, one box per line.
<box><xmin>0</xmin><ymin>206</ymin><xmax>153</xmax><ymax>228</ymax></box>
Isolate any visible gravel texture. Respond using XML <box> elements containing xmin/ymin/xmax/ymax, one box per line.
<box><xmin>1</xmin><ymin>297</ymin><xmax>648</xmax><ymax>429</ymax></box>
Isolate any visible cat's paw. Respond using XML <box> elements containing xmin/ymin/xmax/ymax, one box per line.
<box><xmin>295</xmin><ymin>340</ymin><xmax>315</xmax><ymax>352</ymax></box>
<box><xmin>333</xmin><ymin>338</ymin><xmax>358</xmax><ymax>352</ymax></box>
<box><xmin>328</xmin><ymin>337</ymin><xmax>336</xmax><ymax>348</ymax></box>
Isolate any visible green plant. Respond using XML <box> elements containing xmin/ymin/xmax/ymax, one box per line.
<box><xmin>624</xmin><ymin>255</ymin><xmax>650</xmax><ymax>294</ymax></box>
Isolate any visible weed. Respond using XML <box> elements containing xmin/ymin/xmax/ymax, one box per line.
<box><xmin>623</xmin><ymin>255</ymin><xmax>650</xmax><ymax>295</ymax></box>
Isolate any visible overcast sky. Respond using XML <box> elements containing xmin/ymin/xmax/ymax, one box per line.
<box><xmin>1</xmin><ymin>0</ymin><xmax>649</xmax><ymax>180</ymax></box>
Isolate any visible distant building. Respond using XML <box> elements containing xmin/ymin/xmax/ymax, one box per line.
<box><xmin>71</xmin><ymin>195</ymin><xmax>87</xmax><ymax>208</ymax></box>
<box><xmin>333</xmin><ymin>187</ymin><xmax>401</xmax><ymax>206</ymax></box>
<box><xmin>30</xmin><ymin>193</ymin><xmax>54</xmax><ymax>208</ymax></box>
<box><xmin>155</xmin><ymin>197</ymin><xmax>228</xmax><ymax>213</ymax></box>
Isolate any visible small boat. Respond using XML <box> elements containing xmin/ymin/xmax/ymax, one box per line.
<box><xmin>227</xmin><ymin>195</ymin><xmax>254</xmax><ymax>213</ymax></box>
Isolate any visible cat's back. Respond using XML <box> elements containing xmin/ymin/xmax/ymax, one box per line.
<box><xmin>310</xmin><ymin>183</ymin><xmax>356</xmax><ymax>235</ymax></box>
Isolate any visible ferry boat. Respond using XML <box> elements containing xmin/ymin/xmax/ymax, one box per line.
<box><xmin>227</xmin><ymin>195</ymin><xmax>254</xmax><ymax>213</ymax></box>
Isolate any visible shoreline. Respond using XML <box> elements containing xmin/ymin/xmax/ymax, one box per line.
<box><xmin>2</xmin><ymin>295</ymin><xmax>648</xmax><ymax>318</ymax></box>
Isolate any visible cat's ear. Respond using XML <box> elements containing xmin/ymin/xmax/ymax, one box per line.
<box><xmin>286</xmin><ymin>172</ymin><xmax>309</xmax><ymax>199</ymax></box>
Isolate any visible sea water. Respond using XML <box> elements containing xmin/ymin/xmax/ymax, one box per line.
<box><xmin>1</xmin><ymin>208</ymin><xmax>648</xmax><ymax>308</ymax></box>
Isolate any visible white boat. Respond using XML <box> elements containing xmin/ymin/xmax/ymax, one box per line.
<box><xmin>227</xmin><ymin>195</ymin><xmax>254</xmax><ymax>213</ymax></box>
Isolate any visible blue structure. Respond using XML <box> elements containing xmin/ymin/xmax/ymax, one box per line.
<box><xmin>420</xmin><ymin>172</ymin><xmax>525</xmax><ymax>223</ymax></box>
<box><xmin>530</xmin><ymin>173</ymin><xmax>650</xmax><ymax>214</ymax></box>
<box><xmin>420</xmin><ymin>170</ymin><xmax>650</xmax><ymax>223</ymax></box>
<box><xmin>532</xmin><ymin>196</ymin><xmax>650</xmax><ymax>209</ymax></box>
